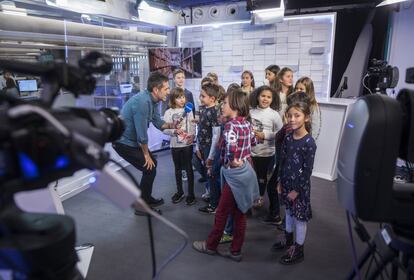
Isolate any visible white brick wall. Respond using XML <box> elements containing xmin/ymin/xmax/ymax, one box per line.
<box><xmin>179</xmin><ymin>13</ymin><xmax>335</xmax><ymax>99</ymax></box>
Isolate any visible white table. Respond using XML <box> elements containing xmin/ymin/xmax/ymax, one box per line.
<box><xmin>313</xmin><ymin>97</ymin><xmax>356</xmax><ymax>181</ymax></box>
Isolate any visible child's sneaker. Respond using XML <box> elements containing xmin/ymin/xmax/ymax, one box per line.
<box><xmin>201</xmin><ymin>190</ymin><xmax>210</xmax><ymax>203</ymax></box>
<box><xmin>185</xmin><ymin>196</ymin><xmax>196</xmax><ymax>205</ymax></box>
<box><xmin>253</xmin><ymin>196</ymin><xmax>264</xmax><ymax>208</ymax></box>
<box><xmin>219</xmin><ymin>233</ymin><xmax>233</xmax><ymax>244</ymax></box>
<box><xmin>217</xmin><ymin>249</ymin><xmax>242</xmax><ymax>262</ymax></box>
<box><xmin>280</xmin><ymin>243</ymin><xmax>304</xmax><ymax>265</ymax></box>
<box><xmin>271</xmin><ymin>231</ymin><xmax>293</xmax><ymax>252</ymax></box>
<box><xmin>201</xmin><ymin>190</ymin><xmax>210</xmax><ymax>199</ymax></box>
<box><xmin>198</xmin><ymin>204</ymin><xmax>216</xmax><ymax>214</ymax></box>
<box><xmin>276</xmin><ymin>216</ymin><xmax>286</xmax><ymax>231</ymax></box>
<box><xmin>198</xmin><ymin>177</ymin><xmax>207</xmax><ymax>183</ymax></box>
<box><xmin>261</xmin><ymin>215</ymin><xmax>283</xmax><ymax>226</ymax></box>
<box><xmin>171</xmin><ymin>192</ymin><xmax>185</xmax><ymax>204</ymax></box>
<box><xmin>192</xmin><ymin>241</ymin><xmax>216</xmax><ymax>255</ymax></box>
<box><xmin>182</xmin><ymin>170</ymin><xmax>188</xmax><ymax>181</ymax></box>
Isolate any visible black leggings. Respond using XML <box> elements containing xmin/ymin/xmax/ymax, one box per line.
<box><xmin>171</xmin><ymin>146</ymin><xmax>194</xmax><ymax>196</ymax></box>
<box><xmin>267</xmin><ymin>161</ymin><xmax>281</xmax><ymax>217</ymax></box>
<box><xmin>252</xmin><ymin>156</ymin><xmax>274</xmax><ymax>196</ymax></box>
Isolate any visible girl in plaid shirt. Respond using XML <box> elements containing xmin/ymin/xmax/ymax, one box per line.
<box><xmin>193</xmin><ymin>89</ymin><xmax>259</xmax><ymax>262</ymax></box>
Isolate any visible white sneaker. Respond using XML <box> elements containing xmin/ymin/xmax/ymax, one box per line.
<box><xmin>201</xmin><ymin>190</ymin><xmax>210</xmax><ymax>199</ymax></box>
<box><xmin>182</xmin><ymin>170</ymin><xmax>188</xmax><ymax>181</ymax></box>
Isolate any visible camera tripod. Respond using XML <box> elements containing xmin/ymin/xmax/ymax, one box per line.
<box><xmin>347</xmin><ymin>216</ymin><xmax>414</xmax><ymax>280</ymax></box>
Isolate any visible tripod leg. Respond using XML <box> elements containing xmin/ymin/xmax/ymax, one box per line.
<box><xmin>367</xmin><ymin>255</ymin><xmax>394</xmax><ymax>280</ymax></box>
<box><xmin>391</xmin><ymin>260</ymin><xmax>398</xmax><ymax>280</ymax></box>
<box><xmin>346</xmin><ymin>245</ymin><xmax>375</xmax><ymax>280</ymax></box>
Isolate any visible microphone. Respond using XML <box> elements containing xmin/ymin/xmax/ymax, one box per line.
<box><xmin>174</xmin><ymin>102</ymin><xmax>193</xmax><ymax>129</ymax></box>
<box><xmin>182</xmin><ymin>102</ymin><xmax>193</xmax><ymax>119</ymax></box>
<box><xmin>343</xmin><ymin>76</ymin><xmax>348</xmax><ymax>90</ymax></box>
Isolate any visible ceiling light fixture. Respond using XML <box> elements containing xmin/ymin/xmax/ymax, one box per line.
<box><xmin>0</xmin><ymin>2</ymin><xmax>27</xmax><ymax>16</ymax></box>
<box><xmin>251</xmin><ymin>0</ymin><xmax>285</xmax><ymax>25</ymax></box>
<box><xmin>138</xmin><ymin>0</ymin><xmax>172</xmax><ymax>13</ymax></box>
<box><xmin>135</xmin><ymin>0</ymin><xmax>178</xmax><ymax>27</ymax></box>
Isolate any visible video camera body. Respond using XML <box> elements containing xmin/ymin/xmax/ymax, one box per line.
<box><xmin>366</xmin><ymin>59</ymin><xmax>399</xmax><ymax>94</ymax></box>
<box><xmin>0</xmin><ymin>105</ymin><xmax>123</xmax><ymax>198</ymax></box>
<box><xmin>0</xmin><ymin>52</ymin><xmax>124</xmax><ymax>197</ymax></box>
<box><xmin>337</xmin><ymin>89</ymin><xmax>414</xmax><ymax>229</ymax></box>
<box><xmin>337</xmin><ymin>83</ymin><xmax>414</xmax><ymax>278</ymax></box>
<box><xmin>0</xmin><ymin>52</ymin><xmax>124</xmax><ymax>279</ymax></box>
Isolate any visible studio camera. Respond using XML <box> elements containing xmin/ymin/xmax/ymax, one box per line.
<box><xmin>0</xmin><ymin>52</ymin><xmax>124</xmax><ymax>280</ymax></box>
<box><xmin>337</xmin><ymin>87</ymin><xmax>414</xmax><ymax>278</ymax></box>
<box><xmin>364</xmin><ymin>58</ymin><xmax>399</xmax><ymax>94</ymax></box>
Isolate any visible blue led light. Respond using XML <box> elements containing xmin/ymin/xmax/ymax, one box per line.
<box><xmin>347</xmin><ymin>123</ymin><xmax>355</xmax><ymax>129</ymax></box>
<box><xmin>89</xmin><ymin>176</ymin><xmax>97</xmax><ymax>184</ymax></box>
<box><xmin>18</xmin><ymin>153</ymin><xmax>39</xmax><ymax>179</ymax></box>
<box><xmin>55</xmin><ymin>155</ymin><xmax>70</xmax><ymax>169</ymax></box>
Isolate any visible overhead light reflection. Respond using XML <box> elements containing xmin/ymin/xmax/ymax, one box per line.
<box><xmin>377</xmin><ymin>0</ymin><xmax>410</xmax><ymax>7</ymax></box>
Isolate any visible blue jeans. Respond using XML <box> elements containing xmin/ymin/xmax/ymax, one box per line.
<box><xmin>201</xmin><ymin>146</ymin><xmax>221</xmax><ymax>208</ymax></box>
<box><xmin>224</xmin><ymin>215</ymin><xmax>233</xmax><ymax>235</ymax></box>
<box><xmin>192</xmin><ymin>151</ymin><xmax>208</xmax><ymax>182</ymax></box>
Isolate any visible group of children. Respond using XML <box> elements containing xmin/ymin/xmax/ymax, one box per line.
<box><xmin>162</xmin><ymin>66</ymin><xmax>319</xmax><ymax>265</ymax></box>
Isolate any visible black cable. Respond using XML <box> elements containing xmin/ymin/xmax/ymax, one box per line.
<box><xmin>109</xmin><ymin>159</ymin><xmax>140</xmax><ymax>190</ymax></box>
<box><xmin>111</xmin><ymin>159</ymin><xmax>189</xmax><ymax>280</ymax></box>
<box><xmin>347</xmin><ymin>211</ymin><xmax>362</xmax><ymax>280</ymax></box>
<box><xmin>108</xmin><ymin>159</ymin><xmax>157</xmax><ymax>279</ymax></box>
<box><xmin>108</xmin><ymin>158</ymin><xmax>188</xmax><ymax>280</ymax></box>
<box><xmin>405</xmin><ymin>161</ymin><xmax>412</xmax><ymax>182</ymax></box>
<box><xmin>408</xmin><ymin>161</ymin><xmax>414</xmax><ymax>182</ymax></box>
<box><xmin>147</xmin><ymin>214</ymin><xmax>156</xmax><ymax>278</ymax></box>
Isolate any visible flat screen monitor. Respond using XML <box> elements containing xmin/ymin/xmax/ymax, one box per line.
<box><xmin>148</xmin><ymin>48</ymin><xmax>202</xmax><ymax>79</ymax></box>
<box><xmin>18</xmin><ymin>80</ymin><xmax>38</xmax><ymax>92</ymax></box>
<box><xmin>119</xmin><ymin>83</ymin><xmax>133</xmax><ymax>94</ymax></box>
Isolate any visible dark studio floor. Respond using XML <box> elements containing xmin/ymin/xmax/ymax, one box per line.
<box><xmin>63</xmin><ymin>150</ymin><xmax>375</xmax><ymax>280</ymax></box>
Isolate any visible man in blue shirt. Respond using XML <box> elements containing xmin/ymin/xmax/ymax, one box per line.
<box><xmin>113</xmin><ymin>72</ymin><xmax>174</xmax><ymax>214</ymax></box>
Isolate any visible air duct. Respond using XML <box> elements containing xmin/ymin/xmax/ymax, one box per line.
<box><xmin>0</xmin><ymin>13</ymin><xmax>166</xmax><ymax>45</ymax></box>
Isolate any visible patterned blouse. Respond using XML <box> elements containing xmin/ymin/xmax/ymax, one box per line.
<box><xmin>197</xmin><ymin>105</ymin><xmax>219</xmax><ymax>151</ymax></box>
<box><xmin>280</xmin><ymin>132</ymin><xmax>316</xmax><ymax>222</ymax></box>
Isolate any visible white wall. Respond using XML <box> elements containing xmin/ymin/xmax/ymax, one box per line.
<box><xmin>178</xmin><ymin>13</ymin><xmax>336</xmax><ymax>104</ymax></box>
<box><xmin>388</xmin><ymin>2</ymin><xmax>414</xmax><ymax>93</ymax></box>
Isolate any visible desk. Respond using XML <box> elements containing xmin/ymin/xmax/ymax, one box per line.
<box><xmin>313</xmin><ymin>98</ymin><xmax>356</xmax><ymax>181</ymax></box>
